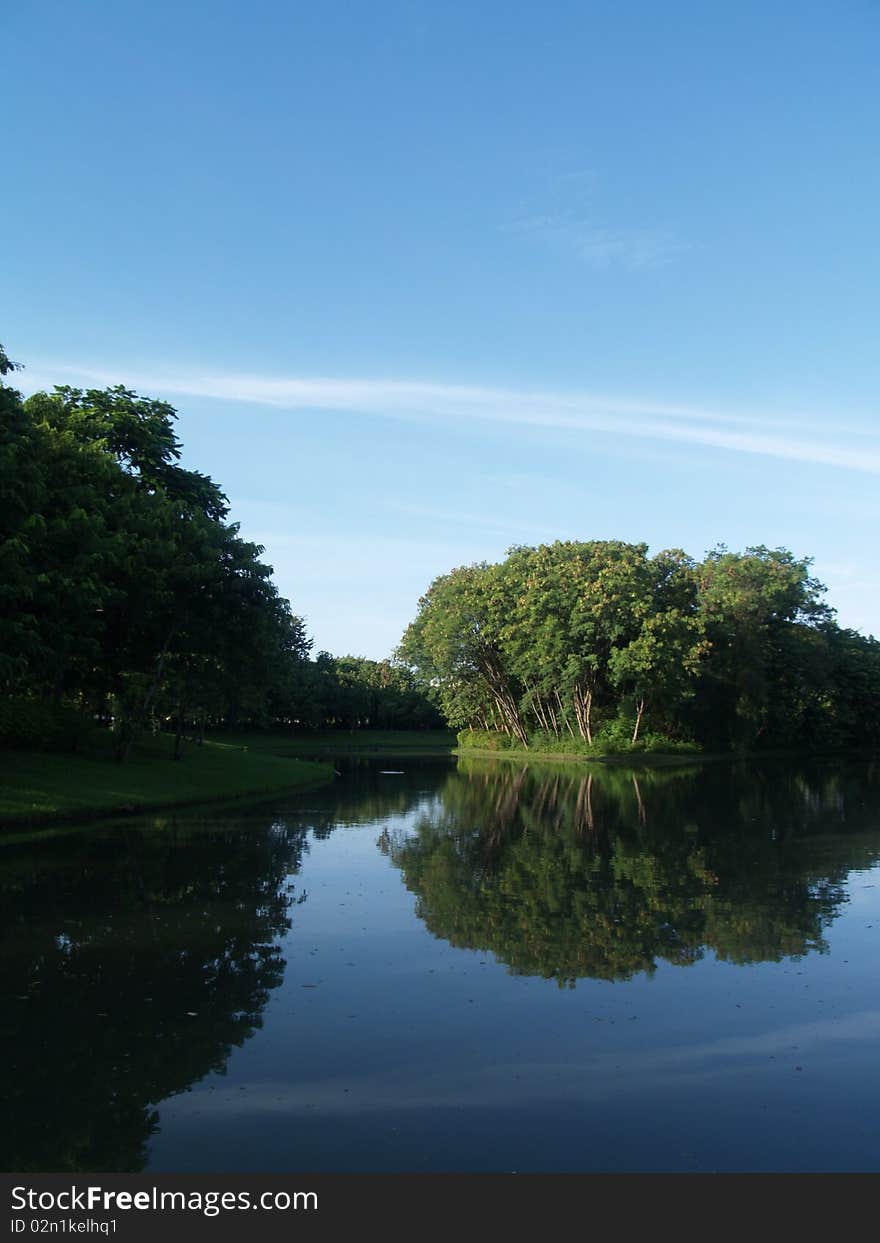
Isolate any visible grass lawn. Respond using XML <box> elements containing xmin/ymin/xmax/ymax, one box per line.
<box><xmin>0</xmin><ymin>731</ymin><xmax>332</xmax><ymax>827</ymax></box>
<box><xmin>209</xmin><ymin>728</ymin><xmax>456</xmax><ymax>757</ymax></box>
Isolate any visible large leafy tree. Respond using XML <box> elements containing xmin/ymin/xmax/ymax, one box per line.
<box><xmin>499</xmin><ymin>541</ymin><xmax>655</xmax><ymax>743</ymax></box>
<box><xmin>608</xmin><ymin>550</ymin><xmax>707</xmax><ymax>742</ymax></box>
<box><xmin>0</xmin><ymin>350</ymin><xmax>48</xmax><ymax>691</ymax></box>
<box><xmin>1</xmin><ymin>362</ymin><xmax>312</xmax><ymax>757</ymax></box>
<box><xmin>399</xmin><ymin>562</ymin><xmax>529</xmax><ymax>744</ymax></box>
<box><xmin>695</xmin><ymin>545</ymin><xmax>832</xmax><ymax>748</ymax></box>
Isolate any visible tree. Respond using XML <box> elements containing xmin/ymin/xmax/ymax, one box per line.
<box><xmin>608</xmin><ymin>551</ymin><xmax>707</xmax><ymax>742</ymax></box>
<box><xmin>695</xmin><ymin>545</ymin><xmax>832</xmax><ymax>747</ymax></box>
<box><xmin>499</xmin><ymin>541</ymin><xmax>654</xmax><ymax>743</ymax></box>
<box><xmin>3</xmin><ymin>368</ymin><xmax>312</xmax><ymax>757</ymax></box>
<box><xmin>399</xmin><ymin>562</ymin><xmax>529</xmax><ymax>744</ymax></box>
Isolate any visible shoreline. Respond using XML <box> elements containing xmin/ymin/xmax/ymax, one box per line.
<box><xmin>0</xmin><ymin>734</ymin><xmax>333</xmax><ymax>831</ymax></box>
<box><xmin>454</xmin><ymin>744</ymin><xmax>876</xmax><ymax>768</ymax></box>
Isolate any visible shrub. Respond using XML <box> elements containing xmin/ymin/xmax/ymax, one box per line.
<box><xmin>0</xmin><ymin>699</ymin><xmax>97</xmax><ymax>752</ymax></box>
<box><xmin>456</xmin><ymin>728</ymin><xmax>517</xmax><ymax>751</ymax></box>
<box><xmin>456</xmin><ymin>722</ymin><xmax>701</xmax><ymax>757</ymax></box>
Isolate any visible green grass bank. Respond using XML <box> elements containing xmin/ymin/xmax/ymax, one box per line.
<box><xmin>209</xmin><ymin>728</ymin><xmax>456</xmax><ymax>758</ymax></box>
<box><xmin>0</xmin><ymin>732</ymin><xmax>332</xmax><ymax>828</ymax></box>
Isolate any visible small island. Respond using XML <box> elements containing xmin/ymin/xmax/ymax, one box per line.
<box><xmin>400</xmin><ymin>540</ymin><xmax>880</xmax><ymax>759</ymax></box>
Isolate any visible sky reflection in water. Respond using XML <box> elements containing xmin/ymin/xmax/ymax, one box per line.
<box><xmin>3</xmin><ymin>754</ymin><xmax>879</xmax><ymax>1172</ymax></box>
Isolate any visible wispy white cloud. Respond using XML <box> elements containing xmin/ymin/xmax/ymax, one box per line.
<box><xmin>512</xmin><ymin>210</ymin><xmax>690</xmax><ymax>270</ymax></box>
<box><xmin>574</xmin><ymin>225</ymin><xmax>690</xmax><ymax>270</ymax></box>
<box><xmin>507</xmin><ymin>168</ymin><xmax>689</xmax><ymax>270</ymax></box>
<box><xmin>21</xmin><ymin>362</ymin><xmax>880</xmax><ymax>476</ymax></box>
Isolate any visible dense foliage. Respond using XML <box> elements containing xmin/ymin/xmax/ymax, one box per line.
<box><xmin>269</xmin><ymin>651</ymin><xmax>443</xmax><ymax>731</ymax></box>
<box><xmin>0</xmin><ymin>346</ymin><xmax>438</xmax><ymax>755</ymax></box>
<box><xmin>398</xmin><ymin>540</ymin><xmax>880</xmax><ymax>752</ymax></box>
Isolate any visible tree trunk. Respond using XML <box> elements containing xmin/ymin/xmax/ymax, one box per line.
<box><xmin>116</xmin><ymin>625</ymin><xmax>179</xmax><ymax>762</ymax></box>
<box><xmin>481</xmin><ymin>655</ymin><xmax>528</xmax><ymax>747</ymax></box>
<box><xmin>528</xmin><ymin>686</ymin><xmax>551</xmax><ymax>734</ymax></box>
<box><xmin>632</xmin><ymin>698</ymin><xmax>645</xmax><ymax>744</ymax></box>
<box><xmin>555</xmin><ymin>689</ymin><xmax>575</xmax><ymax>737</ymax></box>
<box><xmin>174</xmin><ymin>704</ymin><xmax>186</xmax><ymax>760</ymax></box>
<box><xmin>572</xmin><ymin>683</ymin><xmax>593</xmax><ymax>745</ymax></box>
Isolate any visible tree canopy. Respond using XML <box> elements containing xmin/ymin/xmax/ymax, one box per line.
<box><xmin>0</xmin><ymin>347</ymin><xmax>439</xmax><ymax>756</ymax></box>
<box><xmin>398</xmin><ymin>540</ymin><xmax>880</xmax><ymax>752</ymax></box>
<box><xmin>0</xmin><ymin>362</ymin><xmax>310</xmax><ymax>755</ymax></box>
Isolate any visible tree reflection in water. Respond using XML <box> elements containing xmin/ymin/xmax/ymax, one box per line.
<box><xmin>4</xmin><ymin>755</ymin><xmax>879</xmax><ymax>1172</ymax></box>
<box><xmin>0</xmin><ymin>765</ymin><xmax>446</xmax><ymax>1174</ymax></box>
<box><xmin>388</xmin><ymin>756</ymin><xmax>880</xmax><ymax>986</ymax></box>
<box><xmin>0</xmin><ymin>813</ymin><xmax>310</xmax><ymax>1172</ymax></box>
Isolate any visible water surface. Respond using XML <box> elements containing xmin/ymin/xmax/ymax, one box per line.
<box><xmin>3</xmin><ymin>754</ymin><xmax>880</xmax><ymax>1172</ymax></box>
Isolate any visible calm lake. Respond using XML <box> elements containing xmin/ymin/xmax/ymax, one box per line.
<box><xmin>3</xmin><ymin>753</ymin><xmax>880</xmax><ymax>1172</ymax></box>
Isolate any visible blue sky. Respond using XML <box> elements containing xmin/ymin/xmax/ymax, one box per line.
<box><xmin>5</xmin><ymin>1</ymin><xmax>880</xmax><ymax>657</ymax></box>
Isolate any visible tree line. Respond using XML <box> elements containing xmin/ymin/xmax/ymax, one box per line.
<box><xmin>398</xmin><ymin>538</ymin><xmax>880</xmax><ymax>752</ymax></box>
<box><xmin>0</xmin><ymin>345</ymin><xmax>439</xmax><ymax>756</ymax></box>
<box><xmin>5</xmin><ymin>341</ymin><xmax>876</xmax><ymax>757</ymax></box>
<box><xmin>271</xmin><ymin>651</ymin><xmax>443</xmax><ymax>731</ymax></box>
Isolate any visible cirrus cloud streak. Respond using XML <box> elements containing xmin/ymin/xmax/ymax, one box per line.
<box><xmin>21</xmin><ymin>362</ymin><xmax>880</xmax><ymax>476</ymax></box>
